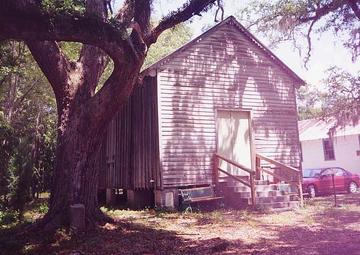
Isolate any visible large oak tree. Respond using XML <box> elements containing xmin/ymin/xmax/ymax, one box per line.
<box><xmin>0</xmin><ymin>0</ymin><xmax>217</xmax><ymax>230</ymax></box>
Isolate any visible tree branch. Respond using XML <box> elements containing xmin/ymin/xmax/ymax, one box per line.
<box><xmin>115</xmin><ymin>0</ymin><xmax>135</xmax><ymax>23</ymax></box>
<box><xmin>26</xmin><ymin>41</ymin><xmax>71</xmax><ymax>107</ymax></box>
<box><xmin>0</xmin><ymin>75</ymin><xmax>9</xmax><ymax>88</ymax></box>
<box><xmin>125</xmin><ymin>0</ymin><xmax>152</xmax><ymax>54</ymax></box>
<box><xmin>13</xmin><ymin>78</ymin><xmax>40</xmax><ymax>112</ymax></box>
<box><xmin>79</xmin><ymin>0</ymin><xmax>109</xmax><ymax>97</ymax></box>
<box><xmin>348</xmin><ymin>0</ymin><xmax>360</xmax><ymax>19</ymax></box>
<box><xmin>304</xmin><ymin>18</ymin><xmax>317</xmax><ymax>69</ymax></box>
<box><xmin>145</xmin><ymin>0</ymin><xmax>217</xmax><ymax>46</ymax></box>
<box><xmin>298</xmin><ymin>1</ymin><xmax>345</xmax><ymax>22</ymax></box>
<box><xmin>89</xmin><ymin>60</ymin><xmax>141</xmax><ymax>127</ymax></box>
<box><xmin>0</xmin><ymin>1</ymin><xmax>133</xmax><ymax>64</ymax></box>
<box><xmin>134</xmin><ymin>0</ymin><xmax>152</xmax><ymax>35</ymax></box>
<box><xmin>79</xmin><ymin>47</ymin><xmax>109</xmax><ymax>97</ymax></box>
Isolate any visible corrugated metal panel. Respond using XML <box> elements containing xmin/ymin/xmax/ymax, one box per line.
<box><xmin>157</xmin><ymin>20</ymin><xmax>301</xmax><ymax>188</ymax></box>
<box><xmin>104</xmin><ymin>77</ymin><xmax>160</xmax><ymax>189</ymax></box>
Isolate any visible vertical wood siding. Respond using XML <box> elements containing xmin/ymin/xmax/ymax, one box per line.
<box><xmin>104</xmin><ymin>77</ymin><xmax>161</xmax><ymax>189</ymax></box>
<box><xmin>157</xmin><ymin>21</ymin><xmax>301</xmax><ymax>188</ymax></box>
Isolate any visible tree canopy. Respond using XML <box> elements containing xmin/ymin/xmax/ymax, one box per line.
<box><xmin>0</xmin><ymin>0</ymin><xmax>218</xmax><ymax>230</ymax></box>
<box><xmin>0</xmin><ymin>40</ymin><xmax>57</xmax><ymax>218</ymax></box>
<box><xmin>240</xmin><ymin>0</ymin><xmax>360</xmax><ymax>63</ymax></box>
<box><xmin>0</xmin><ymin>15</ymin><xmax>193</xmax><ymax>221</ymax></box>
<box><xmin>240</xmin><ymin>0</ymin><xmax>360</xmax><ymax>125</ymax></box>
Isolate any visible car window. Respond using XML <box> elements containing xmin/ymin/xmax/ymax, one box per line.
<box><xmin>321</xmin><ymin>169</ymin><xmax>336</xmax><ymax>176</ymax></box>
<box><xmin>321</xmin><ymin>168</ymin><xmax>345</xmax><ymax>176</ymax></box>
<box><xmin>333</xmin><ymin>168</ymin><xmax>346</xmax><ymax>176</ymax></box>
<box><xmin>303</xmin><ymin>169</ymin><xmax>322</xmax><ymax>178</ymax></box>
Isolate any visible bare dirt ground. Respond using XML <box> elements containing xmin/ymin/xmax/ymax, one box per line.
<box><xmin>1</xmin><ymin>193</ymin><xmax>360</xmax><ymax>255</ymax></box>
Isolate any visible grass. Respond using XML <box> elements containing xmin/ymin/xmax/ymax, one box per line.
<box><xmin>0</xmin><ymin>193</ymin><xmax>359</xmax><ymax>255</ymax></box>
<box><xmin>0</xmin><ymin>193</ymin><xmax>49</xmax><ymax>230</ymax></box>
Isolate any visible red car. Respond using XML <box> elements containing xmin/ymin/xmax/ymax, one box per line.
<box><xmin>302</xmin><ymin>167</ymin><xmax>360</xmax><ymax>198</ymax></box>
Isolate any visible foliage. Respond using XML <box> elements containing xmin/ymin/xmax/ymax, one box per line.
<box><xmin>59</xmin><ymin>42</ymin><xmax>83</xmax><ymax>61</ymax></box>
<box><xmin>239</xmin><ymin>0</ymin><xmax>360</xmax><ymax>124</ymax></box>
<box><xmin>321</xmin><ymin>67</ymin><xmax>360</xmax><ymax>125</ymax></box>
<box><xmin>144</xmin><ymin>23</ymin><xmax>193</xmax><ymax>68</ymax></box>
<box><xmin>297</xmin><ymin>84</ymin><xmax>324</xmax><ymax>120</ymax></box>
<box><xmin>239</xmin><ymin>0</ymin><xmax>360</xmax><ymax>63</ymax></box>
<box><xmin>37</xmin><ymin>202</ymin><xmax>49</xmax><ymax>214</ymax></box>
<box><xmin>0</xmin><ymin>0</ymin><xmax>219</xmax><ymax>228</ymax></box>
<box><xmin>0</xmin><ymin>19</ymin><xmax>191</xmax><ymax>217</ymax></box>
<box><xmin>297</xmin><ymin>67</ymin><xmax>359</xmax><ymax>125</ymax></box>
<box><xmin>0</xmin><ymin>40</ymin><xmax>56</xmax><ymax>216</ymax></box>
<box><xmin>0</xmin><ymin>209</ymin><xmax>19</xmax><ymax>226</ymax></box>
<box><xmin>0</xmin><ymin>117</ymin><xmax>17</xmax><ymax>207</ymax></box>
<box><xmin>41</xmin><ymin>0</ymin><xmax>86</xmax><ymax>15</ymax></box>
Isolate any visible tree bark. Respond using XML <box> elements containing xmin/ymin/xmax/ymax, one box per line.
<box><xmin>39</xmin><ymin>95</ymin><xmax>111</xmax><ymax>230</ymax></box>
<box><xmin>0</xmin><ymin>0</ymin><xmax>218</xmax><ymax>231</ymax></box>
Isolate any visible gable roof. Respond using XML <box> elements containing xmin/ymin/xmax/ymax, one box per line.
<box><xmin>143</xmin><ymin>16</ymin><xmax>305</xmax><ymax>87</ymax></box>
<box><xmin>299</xmin><ymin>118</ymin><xmax>360</xmax><ymax>141</ymax></box>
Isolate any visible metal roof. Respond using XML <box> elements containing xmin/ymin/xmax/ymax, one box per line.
<box><xmin>299</xmin><ymin>118</ymin><xmax>360</xmax><ymax>141</ymax></box>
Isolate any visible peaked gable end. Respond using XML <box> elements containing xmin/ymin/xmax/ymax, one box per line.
<box><xmin>145</xmin><ymin>16</ymin><xmax>304</xmax><ymax>87</ymax></box>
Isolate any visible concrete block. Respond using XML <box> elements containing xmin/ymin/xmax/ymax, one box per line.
<box><xmin>70</xmin><ymin>204</ymin><xmax>85</xmax><ymax>232</ymax></box>
<box><xmin>154</xmin><ymin>189</ymin><xmax>179</xmax><ymax>209</ymax></box>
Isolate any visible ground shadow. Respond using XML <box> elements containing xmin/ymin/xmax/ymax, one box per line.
<box><xmin>0</xmin><ymin>219</ymin><xmax>238</xmax><ymax>255</ymax></box>
<box><xmin>1</xmin><ymin>194</ymin><xmax>360</xmax><ymax>255</ymax></box>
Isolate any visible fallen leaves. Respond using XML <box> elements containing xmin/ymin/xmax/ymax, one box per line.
<box><xmin>1</xmin><ymin>194</ymin><xmax>359</xmax><ymax>255</ymax></box>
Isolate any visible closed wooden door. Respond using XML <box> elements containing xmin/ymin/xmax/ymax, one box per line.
<box><xmin>216</xmin><ymin>111</ymin><xmax>252</xmax><ymax>176</ymax></box>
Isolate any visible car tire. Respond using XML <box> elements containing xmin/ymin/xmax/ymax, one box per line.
<box><xmin>348</xmin><ymin>182</ymin><xmax>358</xmax><ymax>194</ymax></box>
<box><xmin>308</xmin><ymin>185</ymin><xmax>317</xmax><ymax>198</ymax></box>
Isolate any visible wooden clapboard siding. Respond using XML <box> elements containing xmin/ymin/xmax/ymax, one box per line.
<box><xmin>104</xmin><ymin>77</ymin><xmax>160</xmax><ymax>190</ymax></box>
<box><xmin>156</xmin><ymin>18</ymin><xmax>301</xmax><ymax>188</ymax></box>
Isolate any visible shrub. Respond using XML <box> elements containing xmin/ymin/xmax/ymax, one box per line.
<box><xmin>0</xmin><ymin>210</ymin><xmax>18</xmax><ymax>225</ymax></box>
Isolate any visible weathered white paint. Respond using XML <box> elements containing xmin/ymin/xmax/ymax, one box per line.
<box><xmin>102</xmin><ymin>17</ymin><xmax>303</xmax><ymax>190</ymax></box>
<box><xmin>301</xmin><ymin>134</ymin><xmax>360</xmax><ymax>173</ymax></box>
<box><xmin>217</xmin><ymin>111</ymin><xmax>252</xmax><ymax>176</ymax></box>
<box><xmin>157</xmin><ymin>17</ymin><xmax>302</xmax><ymax>187</ymax></box>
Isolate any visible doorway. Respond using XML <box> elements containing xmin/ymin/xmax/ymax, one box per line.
<box><xmin>216</xmin><ymin>110</ymin><xmax>253</xmax><ymax>176</ymax></box>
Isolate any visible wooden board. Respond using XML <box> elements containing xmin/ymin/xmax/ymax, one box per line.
<box><xmin>157</xmin><ymin>20</ymin><xmax>301</xmax><ymax>188</ymax></box>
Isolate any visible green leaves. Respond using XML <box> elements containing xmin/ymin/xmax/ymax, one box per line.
<box><xmin>0</xmin><ymin>40</ymin><xmax>56</xmax><ymax>211</ymax></box>
<box><xmin>239</xmin><ymin>0</ymin><xmax>360</xmax><ymax>61</ymax></box>
<box><xmin>41</xmin><ymin>0</ymin><xmax>85</xmax><ymax>15</ymax></box>
<box><xmin>240</xmin><ymin>0</ymin><xmax>360</xmax><ymax>124</ymax></box>
<box><xmin>297</xmin><ymin>67</ymin><xmax>360</xmax><ymax>125</ymax></box>
<box><xmin>321</xmin><ymin>67</ymin><xmax>360</xmax><ymax>125</ymax></box>
<box><xmin>143</xmin><ymin>23</ymin><xmax>192</xmax><ymax>68</ymax></box>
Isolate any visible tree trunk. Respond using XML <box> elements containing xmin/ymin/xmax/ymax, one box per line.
<box><xmin>39</xmin><ymin>99</ymin><xmax>107</xmax><ymax>231</ymax></box>
<box><xmin>2</xmin><ymin>0</ymin><xmax>217</xmax><ymax>232</ymax></box>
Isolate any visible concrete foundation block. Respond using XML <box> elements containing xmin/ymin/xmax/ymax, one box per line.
<box><xmin>70</xmin><ymin>204</ymin><xmax>85</xmax><ymax>232</ymax></box>
<box><xmin>154</xmin><ymin>189</ymin><xmax>179</xmax><ymax>209</ymax></box>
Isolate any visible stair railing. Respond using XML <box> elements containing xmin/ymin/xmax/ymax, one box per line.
<box><xmin>255</xmin><ymin>153</ymin><xmax>304</xmax><ymax>207</ymax></box>
<box><xmin>213</xmin><ymin>153</ymin><xmax>256</xmax><ymax>206</ymax></box>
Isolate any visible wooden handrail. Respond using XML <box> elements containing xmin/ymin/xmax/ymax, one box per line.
<box><xmin>256</xmin><ymin>153</ymin><xmax>304</xmax><ymax>207</ymax></box>
<box><xmin>218</xmin><ymin>168</ymin><xmax>251</xmax><ymax>187</ymax></box>
<box><xmin>213</xmin><ymin>154</ymin><xmax>256</xmax><ymax>206</ymax></box>
<box><xmin>214</xmin><ymin>153</ymin><xmax>254</xmax><ymax>174</ymax></box>
<box><xmin>256</xmin><ymin>153</ymin><xmax>300</xmax><ymax>173</ymax></box>
<box><xmin>259</xmin><ymin>167</ymin><xmax>297</xmax><ymax>183</ymax></box>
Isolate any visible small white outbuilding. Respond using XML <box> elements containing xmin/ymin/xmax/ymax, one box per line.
<box><xmin>299</xmin><ymin>118</ymin><xmax>360</xmax><ymax>173</ymax></box>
